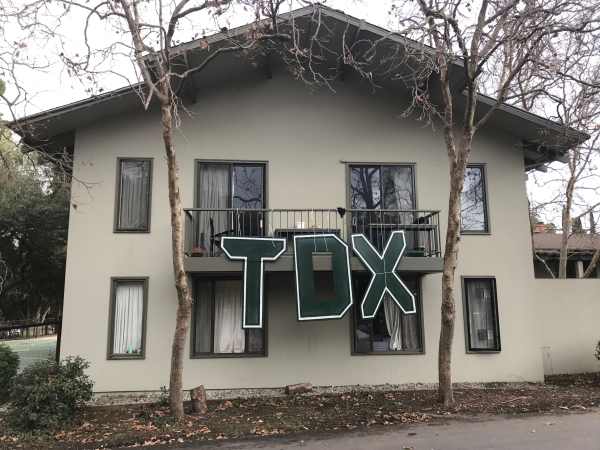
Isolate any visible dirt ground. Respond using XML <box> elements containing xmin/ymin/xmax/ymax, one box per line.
<box><xmin>1</xmin><ymin>373</ymin><xmax>599</xmax><ymax>450</ymax></box>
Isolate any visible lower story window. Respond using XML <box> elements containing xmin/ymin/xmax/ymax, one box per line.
<box><xmin>463</xmin><ymin>277</ymin><xmax>501</xmax><ymax>352</ymax></box>
<box><xmin>352</xmin><ymin>276</ymin><xmax>423</xmax><ymax>354</ymax></box>
<box><xmin>192</xmin><ymin>278</ymin><xmax>265</xmax><ymax>357</ymax></box>
<box><xmin>108</xmin><ymin>278</ymin><xmax>148</xmax><ymax>359</ymax></box>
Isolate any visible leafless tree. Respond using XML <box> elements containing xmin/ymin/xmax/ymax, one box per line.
<box><xmin>3</xmin><ymin>0</ymin><xmax>600</xmax><ymax>415</ymax></box>
<box><xmin>371</xmin><ymin>0</ymin><xmax>600</xmax><ymax>405</ymax></box>
<box><xmin>0</xmin><ymin>0</ymin><xmax>353</xmax><ymax>419</ymax></box>
<box><xmin>518</xmin><ymin>34</ymin><xmax>600</xmax><ymax>279</ymax></box>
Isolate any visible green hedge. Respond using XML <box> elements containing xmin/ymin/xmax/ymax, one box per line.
<box><xmin>7</xmin><ymin>356</ymin><xmax>93</xmax><ymax>431</ymax></box>
<box><xmin>0</xmin><ymin>344</ymin><xmax>19</xmax><ymax>403</ymax></box>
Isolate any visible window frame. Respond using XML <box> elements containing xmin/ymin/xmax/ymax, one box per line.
<box><xmin>349</xmin><ymin>274</ymin><xmax>425</xmax><ymax>356</ymax></box>
<box><xmin>461</xmin><ymin>276</ymin><xmax>501</xmax><ymax>353</ymax></box>
<box><xmin>114</xmin><ymin>157</ymin><xmax>153</xmax><ymax>233</ymax></box>
<box><xmin>345</xmin><ymin>162</ymin><xmax>418</xmax><ymax>211</ymax></box>
<box><xmin>190</xmin><ymin>275</ymin><xmax>268</xmax><ymax>359</ymax></box>
<box><xmin>193</xmin><ymin>159</ymin><xmax>268</xmax><ymax>209</ymax></box>
<box><xmin>460</xmin><ymin>163</ymin><xmax>491</xmax><ymax>235</ymax></box>
<box><xmin>107</xmin><ymin>277</ymin><xmax>149</xmax><ymax>360</ymax></box>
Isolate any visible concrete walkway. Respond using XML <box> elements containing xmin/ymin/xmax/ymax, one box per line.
<box><xmin>185</xmin><ymin>411</ymin><xmax>600</xmax><ymax>450</ymax></box>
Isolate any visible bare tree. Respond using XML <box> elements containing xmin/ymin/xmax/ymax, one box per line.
<box><xmin>1</xmin><ymin>0</ymin><xmax>348</xmax><ymax>419</ymax></box>
<box><xmin>3</xmin><ymin>0</ymin><xmax>599</xmax><ymax>415</ymax></box>
<box><xmin>374</xmin><ymin>0</ymin><xmax>600</xmax><ymax>405</ymax></box>
<box><xmin>519</xmin><ymin>34</ymin><xmax>600</xmax><ymax>279</ymax></box>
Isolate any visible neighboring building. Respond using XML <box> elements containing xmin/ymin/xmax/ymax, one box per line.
<box><xmin>11</xmin><ymin>6</ymin><xmax>599</xmax><ymax>393</ymax></box>
<box><xmin>533</xmin><ymin>231</ymin><xmax>600</xmax><ymax>278</ymax></box>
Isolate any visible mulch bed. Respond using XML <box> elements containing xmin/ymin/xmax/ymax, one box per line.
<box><xmin>1</xmin><ymin>373</ymin><xmax>599</xmax><ymax>449</ymax></box>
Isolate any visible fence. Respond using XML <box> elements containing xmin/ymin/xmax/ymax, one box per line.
<box><xmin>0</xmin><ymin>318</ymin><xmax>60</xmax><ymax>340</ymax></box>
<box><xmin>184</xmin><ymin>208</ymin><xmax>441</xmax><ymax>257</ymax></box>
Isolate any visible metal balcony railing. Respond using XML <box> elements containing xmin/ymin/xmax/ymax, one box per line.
<box><xmin>184</xmin><ymin>208</ymin><xmax>441</xmax><ymax>258</ymax></box>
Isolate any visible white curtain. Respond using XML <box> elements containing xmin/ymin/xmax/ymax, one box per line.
<box><xmin>383</xmin><ymin>295</ymin><xmax>403</xmax><ymax>350</ymax></box>
<box><xmin>113</xmin><ymin>283</ymin><xmax>144</xmax><ymax>355</ymax></box>
<box><xmin>383</xmin><ymin>293</ymin><xmax>420</xmax><ymax>351</ymax></box>
<box><xmin>194</xmin><ymin>281</ymin><xmax>213</xmax><ymax>353</ymax></box>
<box><xmin>118</xmin><ymin>160</ymin><xmax>150</xmax><ymax>229</ymax></box>
<box><xmin>198</xmin><ymin>164</ymin><xmax>230</xmax><ymax>254</ymax></box>
<box><xmin>401</xmin><ymin>312</ymin><xmax>420</xmax><ymax>351</ymax></box>
<box><xmin>213</xmin><ymin>280</ymin><xmax>245</xmax><ymax>353</ymax></box>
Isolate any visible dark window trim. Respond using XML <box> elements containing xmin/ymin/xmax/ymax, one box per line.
<box><xmin>113</xmin><ymin>157</ymin><xmax>153</xmax><ymax>233</ymax></box>
<box><xmin>460</xmin><ymin>163</ymin><xmax>491</xmax><ymax>235</ymax></box>
<box><xmin>190</xmin><ymin>274</ymin><xmax>268</xmax><ymax>359</ymax></box>
<box><xmin>193</xmin><ymin>159</ymin><xmax>268</xmax><ymax>209</ymax></box>
<box><xmin>461</xmin><ymin>276</ymin><xmax>501</xmax><ymax>353</ymax></box>
<box><xmin>349</xmin><ymin>275</ymin><xmax>425</xmax><ymax>356</ymax></box>
<box><xmin>107</xmin><ymin>277</ymin><xmax>149</xmax><ymax>360</ymax></box>
<box><xmin>344</xmin><ymin>162</ymin><xmax>418</xmax><ymax>211</ymax></box>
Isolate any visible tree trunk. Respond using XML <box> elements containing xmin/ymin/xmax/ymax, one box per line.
<box><xmin>582</xmin><ymin>248</ymin><xmax>600</xmax><ymax>278</ymax></box>
<box><xmin>558</xmin><ymin>206</ymin><xmax>571</xmax><ymax>278</ymax></box>
<box><xmin>159</xmin><ymin>99</ymin><xmax>193</xmax><ymax>420</ymax></box>
<box><xmin>438</xmin><ymin>152</ymin><xmax>469</xmax><ymax>406</ymax></box>
<box><xmin>529</xmin><ymin>207</ymin><xmax>556</xmax><ymax>278</ymax></box>
<box><xmin>558</xmin><ymin>177</ymin><xmax>575</xmax><ymax>279</ymax></box>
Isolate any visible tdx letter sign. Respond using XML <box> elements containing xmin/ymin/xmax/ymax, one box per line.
<box><xmin>221</xmin><ymin>232</ymin><xmax>415</xmax><ymax>329</ymax></box>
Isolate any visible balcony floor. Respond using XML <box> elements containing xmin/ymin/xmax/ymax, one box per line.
<box><xmin>184</xmin><ymin>254</ymin><xmax>443</xmax><ymax>274</ymax></box>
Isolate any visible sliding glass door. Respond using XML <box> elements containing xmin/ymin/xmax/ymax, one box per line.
<box><xmin>196</xmin><ymin>162</ymin><xmax>265</xmax><ymax>255</ymax></box>
<box><xmin>350</xmin><ymin>165</ymin><xmax>416</xmax><ymax>251</ymax></box>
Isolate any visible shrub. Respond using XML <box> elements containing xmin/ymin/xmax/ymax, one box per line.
<box><xmin>7</xmin><ymin>356</ymin><xmax>93</xmax><ymax>432</ymax></box>
<box><xmin>0</xmin><ymin>344</ymin><xmax>19</xmax><ymax>403</ymax></box>
<box><xmin>595</xmin><ymin>341</ymin><xmax>600</xmax><ymax>361</ymax></box>
<box><xmin>157</xmin><ymin>385</ymin><xmax>169</xmax><ymax>407</ymax></box>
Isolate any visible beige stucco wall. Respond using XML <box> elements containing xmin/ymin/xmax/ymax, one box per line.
<box><xmin>61</xmin><ymin>71</ymin><xmax>545</xmax><ymax>392</ymax></box>
<box><xmin>535</xmin><ymin>280</ymin><xmax>600</xmax><ymax>375</ymax></box>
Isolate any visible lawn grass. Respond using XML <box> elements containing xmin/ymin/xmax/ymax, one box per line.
<box><xmin>2</xmin><ymin>336</ymin><xmax>57</xmax><ymax>371</ymax></box>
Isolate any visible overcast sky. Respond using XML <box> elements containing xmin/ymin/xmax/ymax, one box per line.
<box><xmin>2</xmin><ymin>0</ymin><xmax>595</xmax><ymax>227</ymax></box>
<box><xmin>2</xmin><ymin>0</ymin><xmax>395</xmax><ymax>117</ymax></box>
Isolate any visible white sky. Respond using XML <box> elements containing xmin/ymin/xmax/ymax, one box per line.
<box><xmin>2</xmin><ymin>0</ymin><xmax>396</xmax><ymax>117</ymax></box>
<box><xmin>1</xmin><ymin>0</ymin><xmax>596</xmax><ymax>227</ymax></box>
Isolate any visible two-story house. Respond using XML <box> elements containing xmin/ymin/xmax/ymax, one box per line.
<box><xmin>11</xmin><ymin>6</ymin><xmax>590</xmax><ymax>394</ymax></box>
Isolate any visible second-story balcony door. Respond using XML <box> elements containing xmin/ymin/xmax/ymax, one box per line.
<box><xmin>350</xmin><ymin>165</ymin><xmax>418</xmax><ymax>252</ymax></box>
<box><xmin>196</xmin><ymin>162</ymin><xmax>265</xmax><ymax>256</ymax></box>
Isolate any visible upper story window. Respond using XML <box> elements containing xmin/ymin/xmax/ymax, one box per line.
<box><xmin>196</xmin><ymin>162</ymin><xmax>266</xmax><ymax>255</ymax></box>
<box><xmin>108</xmin><ymin>277</ymin><xmax>148</xmax><ymax>359</ymax></box>
<box><xmin>115</xmin><ymin>158</ymin><xmax>152</xmax><ymax>232</ymax></box>
<box><xmin>197</xmin><ymin>162</ymin><xmax>265</xmax><ymax>209</ymax></box>
<box><xmin>461</xmin><ymin>164</ymin><xmax>489</xmax><ymax>233</ymax></box>
<box><xmin>350</xmin><ymin>165</ymin><xmax>417</xmax><ymax>251</ymax></box>
<box><xmin>350</xmin><ymin>165</ymin><xmax>415</xmax><ymax>210</ymax></box>
<box><xmin>463</xmin><ymin>277</ymin><xmax>500</xmax><ymax>352</ymax></box>
<box><xmin>191</xmin><ymin>278</ymin><xmax>265</xmax><ymax>358</ymax></box>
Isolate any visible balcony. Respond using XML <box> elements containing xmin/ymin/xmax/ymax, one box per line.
<box><xmin>184</xmin><ymin>208</ymin><xmax>443</xmax><ymax>273</ymax></box>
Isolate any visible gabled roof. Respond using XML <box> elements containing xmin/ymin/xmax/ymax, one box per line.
<box><xmin>7</xmin><ymin>4</ymin><xmax>588</xmax><ymax>165</ymax></box>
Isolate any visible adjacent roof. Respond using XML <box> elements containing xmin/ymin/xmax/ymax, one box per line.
<box><xmin>7</xmin><ymin>4</ymin><xmax>588</xmax><ymax>165</ymax></box>
<box><xmin>533</xmin><ymin>233</ymin><xmax>600</xmax><ymax>253</ymax></box>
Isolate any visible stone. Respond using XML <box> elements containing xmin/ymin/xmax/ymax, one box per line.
<box><xmin>190</xmin><ymin>385</ymin><xmax>208</xmax><ymax>414</ymax></box>
<box><xmin>285</xmin><ymin>383</ymin><xmax>313</xmax><ymax>395</ymax></box>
